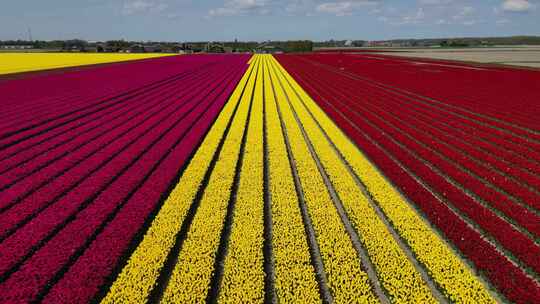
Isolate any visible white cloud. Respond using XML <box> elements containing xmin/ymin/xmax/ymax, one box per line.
<box><xmin>453</xmin><ymin>6</ymin><xmax>474</xmax><ymax>19</ymax></box>
<box><xmin>316</xmin><ymin>2</ymin><xmax>356</xmax><ymax>16</ymax></box>
<box><xmin>122</xmin><ymin>0</ymin><xmax>167</xmax><ymax>16</ymax></box>
<box><xmin>436</xmin><ymin>18</ymin><xmax>448</xmax><ymax>24</ymax></box>
<box><xmin>316</xmin><ymin>0</ymin><xmax>380</xmax><ymax>16</ymax></box>
<box><xmin>462</xmin><ymin>19</ymin><xmax>478</xmax><ymax>26</ymax></box>
<box><xmin>284</xmin><ymin>0</ymin><xmax>316</xmax><ymax>16</ymax></box>
<box><xmin>418</xmin><ymin>0</ymin><xmax>453</xmax><ymax>5</ymax></box>
<box><xmin>209</xmin><ymin>0</ymin><xmax>271</xmax><ymax>17</ymax></box>
<box><xmin>378</xmin><ymin>7</ymin><xmax>426</xmax><ymax>25</ymax></box>
<box><xmin>502</xmin><ymin>0</ymin><xmax>532</xmax><ymax>12</ymax></box>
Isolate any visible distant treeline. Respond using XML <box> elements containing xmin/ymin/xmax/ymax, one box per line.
<box><xmin>0</xmin><ymin>39</ymin><xmax>313</xmax><ymax>53</ymax></box>
<box><xmin>182</xmin><ymin>40</ymin><xmax>313</xmax><ymax>52</ymax></box>
<box><xmin>2</xmin><ymin>36</ymin><xmax>540</xmax><ymax>52</ymax></box>
<box><xmin>381</xmin><ymin>36</ymin><xmax>540</xmax><ymax>46</ymax></box>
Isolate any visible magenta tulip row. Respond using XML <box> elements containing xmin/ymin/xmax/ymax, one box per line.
<box><xmin>0</xmin><ymin>54</ymin><xmax>250</xmax><ymax>303</ymax></box>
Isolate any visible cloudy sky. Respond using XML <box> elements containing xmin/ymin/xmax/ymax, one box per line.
<box><xmin>0</xmin><ymin>0</ymin><xmax>539</xmax><ymax>41</ymax></box>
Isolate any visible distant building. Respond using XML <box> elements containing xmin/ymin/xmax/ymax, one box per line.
<box><xmin>128</xmin><ymin>44</ymin><xmax>162</xmax><ymax>53</ymax></box>
<box><xmin>0</xmin><ymin>45</ymin><xmax>33</xmax><ymax>49</ymax></box>
<box><xmin>254</xmin><ymin>45</ymin><xmax>284</xmax><ymax>53</ymax></box>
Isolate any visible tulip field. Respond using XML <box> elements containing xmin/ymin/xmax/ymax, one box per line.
<box><xmin>0</xmin><ymin>52</ymin><xmax>538</xmax><ymax>303</ymax></box>
<box><xmin>0</xmin><ymin>53</ymin><xmax>173</xmax><ymax>75</ymax></box>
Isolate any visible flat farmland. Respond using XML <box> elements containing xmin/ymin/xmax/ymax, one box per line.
<box><xmin>0</xmin><ymin>53</ymin><xmax>538</xmax><ymax>303</ymax></box>
<box><xmin>377</xmin><ymin>47</ymin><xmax>540</xmax><ymax>68</ymax></box>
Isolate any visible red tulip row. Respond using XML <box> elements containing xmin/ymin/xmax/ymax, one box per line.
<box><xmin>305</xmin><ymin>53</ymin><xmax>540</xmax><ymax>132</ymax></box>
<box><xmin>285</xmin><ymin>55</ymin><xmax>540</xmax><ymax>208</ymax></box>
<box><xmin>288</xmin><ymin>56</ymin><xmax>540</xmax><ymax>269</ymax></box>
<box><xmin>276</xmin><ymin>53</ymin><xmax>540</xmax><ymax>303</ymax></box>
<box><xmin>0</xmin><ymin>54</ymin><xmax>250</xmax><ymax>303</ymax></box>
<box><xmin>300</xmin><ymin>56</ymin><xmax>540</xmax><ymax>171</ymax></box>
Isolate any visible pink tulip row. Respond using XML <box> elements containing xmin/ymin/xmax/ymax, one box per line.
<box><xmin>0</xmin><ymin>54</ymin><xmax>250</xmax><ymax>303</ymax></box>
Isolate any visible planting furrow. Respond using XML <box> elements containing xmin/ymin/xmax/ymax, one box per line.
<box><xmin>316</xmin><ymin>53</ymin><xmax>540</xmax><ymax>132</ymax></box>
<box><xmin>0</xmin><ymin>57</ymin><xmax>248</xmax><ymax>303</ymax></box>
<box><xmin>160</xmin><ymin>56</ymin><xmax>258</xmax><ymax>303</ymax></box>
<box><xmin>36</xmin><ymin>63</ymin><xmax>247</xmax><ymax>304</ymax></box>
<box><xmin>270</xmin><ymin>57</ymin><xmax>378</xmax><ymax>303</ymax></box>
<box><xmin>0</xmin><ymin>62</ymin><xmax>235</xmax><ymax>283</ymax></box>
<box><xmin>0</xmin><ymin>60</ymin><xmax>217</xmax><ymax>149</ymax></box>
<box><xmin>293</xmin><ymin>66</ymin><xmax>540</xmax><ymax>234</ymax></box>
<box><xmin>359</xmin><ymin>63</ymin><xmax>540</xmax><ymax>135</ymax></box>
<box><xmin>100</xmin><ymin>56</ymin><xmax>253</xmax><ymax>304</ymax></box>
<box><xmin>0</xmin><ymin>85</ymin><xmax>134</xmax><ymax>134</ymax></box>
<box><xmin>0</xmin><ymin>63</ymin><xmax>217</xmax><ymax>185</ymax></box>
<box><xmin>217</xmin><ymin>58</ymin><xmax>265</xmax><ymax>303</ymax></box>
<box><xmin>291</xmin><ymin>66</ymin><xmax>540</xmax><ymax>273</ymax></box>
<box><xmin>298</xmin><ymin>62</ymin><xmax>540</xmax><ymax>200</ymax></box>
<box><xmin>294</xmin><ymin>55</ymin><xmax>540</xmax><ymax>158</ymax></box>
<box><xmin>262</xmin><ymin>57</ymin><xmax>320</xmax><ymax>303</ymax></box>
<box><xmin>277</xmin><ymin>55</ymin><xmax>540</xmax><ymax>303</ymax></box>
<box><xmin>0</xmin><ymin>65</ymin><xmax>218</xmax><ymax>226</ymax></box>
<box><xmin>270</xmin><ymin>58</ymin><xmax>441</xmax><ymax>302</ymax></box>
<box><xmin>275</xmin><ymin>61</ymin><xmax>498</xmax><ymax>303</ymax></box>
<box><xmin>365</xmin><ymin>96</ymin><xmax>540</xmax><ymax>193</ymax></box>
<box><xmin>0</xmin><ymin>56</ymin><xmax>192</xmax><ymax>124</ymax></box>
<box><xmin>290</xmin><ymin>55</ymin><xmax>540</xmax><ymax>168</ymax></box>
<box><xmin>351</xmin><ymin>56</ymin><xmax>540</xmax><ymax>146</ymax></box>
<box><xmin>0</xmin><ymin>57</ymin><xmax>217</xmax><ymax>161</ymax></box>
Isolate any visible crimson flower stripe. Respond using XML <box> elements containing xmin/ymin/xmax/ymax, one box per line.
<box><xmin>0</xmin><ymin>58</ymin><xmax>219</xmax><ymax>161</ymax></box>
<box><xmin>0</xmin><ymin>69</ymin><xmax>221</xmax><ymax>283</ymax></box>
<box><xmin>0</xmin><ymin>55</ymin><xmax>251</xmax><ymax>303</ymax></box>
<box><xmin>291</xmin><ymin>64</ymin><xmax>540</xmax><ymax>233</ymax></box>
<box><xmin>0</xmin><ymin>65</ymin><xmax>219</xmax><ymax>189</ymax></box>
<box><xmin>290</xmin><ymin>54</ymin><xmax>540</xmax><ymax>170</ymax></box>
<box><xmin>276</xmin><ymin>53</ymin><xmax>540</xmax><ymax>303</ymax></box>
<box><xmin>41</xmin><ymin>62</ymin><xmax>249</xmax><ymax>304</ymax></box>
<box><xmin>0</xmin><ymin>63</ymin><xmax>224</xmax><ymax>236</ymax></box>
<box><xmin>312</xmin><ymin>52</ymin><xmax>540</xmax><ymax>132</ymax></box>
<box><xmin>0</xmin><ymin>56</ymin><xmax>207</xmax><ymax>137</ymax></box>
<box><xmin>0</xmin><ymin>58</ymin><xmax>218</xmax><ymax>150</ymax></box>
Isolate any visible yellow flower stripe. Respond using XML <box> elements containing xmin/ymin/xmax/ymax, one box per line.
<box><xmin>101</xmin><ymin>55</ymin><xmax>257</xmax><ymax>303</ymax></box>
<box><xmin>218</xmin><ymin>57</ymin><xmax>265</xmax><ymax>303</ymax></box>
<box><xmin>268</xmin><ymin>57</ymin><xmax>437</xmax><ymax>303</ymax></box>
<box><xmin>0</xmin><ymin>53</ymin><xmax>173</xmax><ymax>75</ymax></box>
<box><xmin>268</xmin><ymin>56</ymin><xmax>378</xmax><ymax>303</ymax></box>
<box><xmin>272</xmin><ymin>56</ymin><xmax>497</xmax><ymax>303</ymax></box>
<box><xmin>162</xmin><ymin>56</ymin><xmax>261</xmax><ymax>303</ymax></box>
<box><xmin>262</xmin><ymin>55</ymin><xmax>320</xmax><ymax>303</ymax></box>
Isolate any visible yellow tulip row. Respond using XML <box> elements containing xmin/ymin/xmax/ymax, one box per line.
<box><xmin>0</xmin><ymin>53</ymin><xmax>173</xmax><ymax>75</ymax></box>
<box><xmin>101</xmin><ymin>55</ymin><xmax>259</xmax><ymax>303</ymax></box>
<box><xmin>263</xmin><ymin>55</ymin><xmax>320</xmax><ymax>303</ymax></box>
<box><xmin>102</xmin><ymin>54</ymin><xmax>497</xmax><ymax>303</ymax></box>
<box><xmin>269</xmin><ymin>57</ymin><xmax>438</xmax><ymax>303</ymax></box>
<box><xmin>217</xmin><ymin>57</ymin><xmax>265</xmax><ymax>303</ymax></box>
<box><xmin>268</xmin><ymin>56</ymin><xmax>378</xmax><ymax>303</ymax></box>
<box><xmin>273</xmin><ymin>58</ymin><xmax>497</xmax><ymax>303</ymax></box>
<box><xmin>161</xmin><ymin>56</ymin><xmax>261</xmax><ymax>303</ymax></box>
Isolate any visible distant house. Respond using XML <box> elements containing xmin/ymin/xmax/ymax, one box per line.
<box><xmin>129</xmin><ymin>44</ymin><xmax>162</xmax><ymax>53</ymax></box>
<box><xmin>254</xmin><ymin>42</ymin><xmax>284</xmax><ymax>54</ymax></box>
<box><xmin>0</xmin><ymin>45</ymin><xmax>33</xmax><ymax>49</ymax></box>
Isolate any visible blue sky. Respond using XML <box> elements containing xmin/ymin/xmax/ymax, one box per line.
<box><xmin>1</xmin><ymin>0</ymin><xmax>539</xmax><ymax>41</ymax></box>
